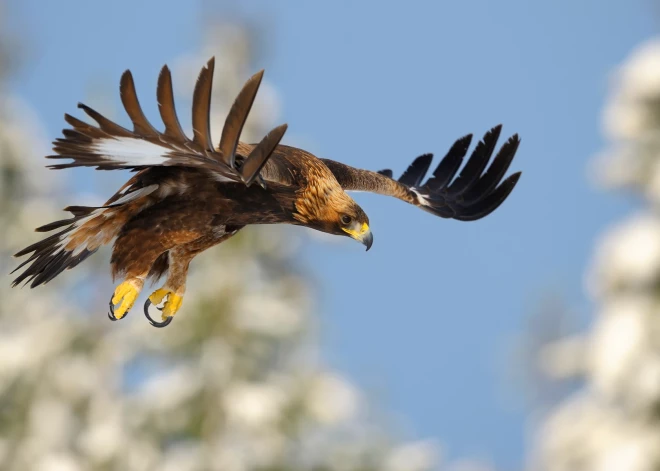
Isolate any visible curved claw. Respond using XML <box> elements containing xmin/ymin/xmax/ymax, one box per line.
<box><xmin>144</xmin><ymin>299</ymin><xmax>173</xmax><ymax>328</ymax></box>
<box><xmin>108</xmin><ymin>294</ymin><xmax>120</xmax><ymax>321</ymax></box>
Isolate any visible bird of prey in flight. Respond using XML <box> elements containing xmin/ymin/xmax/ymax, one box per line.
<box><xmin>11</xmin><ymin>58</ymin><xmax>522</xmax><ymax>327</ymax></box>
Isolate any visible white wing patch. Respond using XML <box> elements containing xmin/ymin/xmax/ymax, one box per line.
<box><xmin>92</xmin><ymin>137</ymin><xmax>174</xmax><ymax>167</ymax></box>
<box><xmin>61</xmin><ymin>184</ymin><xmax>160</xmax><ymax>256</ymax></box>
<box><xmin>110</xmin><ymin>183</ymin><xmax>159</xmax><ymax>206</ymax></box>
<box><xmin>57</xmin><ymin>208</ymin><xmax>106</xmax><ymax>256</ymax></box>
<box><xmin>410</xmin><ymin>188</ymin><xmax>430</xmax><ymax>207</ymax></box>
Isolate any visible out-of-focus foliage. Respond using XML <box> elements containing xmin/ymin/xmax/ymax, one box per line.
<box><xmin>0</xmin><ymin>13</ymin><xmax>444</xmax><ymax>471</ymax></box>
<box><xmin>530</xmin><ymin>39</ymin><xmax>660</xmax><ymax>471</ymax></box>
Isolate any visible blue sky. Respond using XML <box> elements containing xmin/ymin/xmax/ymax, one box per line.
<box><xmin>8</xmin><ymin>0</ymin><xmax>654</xmax><ymax>467</ymax></box>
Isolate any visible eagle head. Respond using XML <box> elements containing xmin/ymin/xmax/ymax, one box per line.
<box><xmin>293</xmin><ymin>181</ymin><xmax>373</xmax><ymax>251</ymax></box>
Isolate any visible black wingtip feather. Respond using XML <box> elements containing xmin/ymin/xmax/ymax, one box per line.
<box><xmin>454</xmin><ymin>171</ymin><xmax>521</xmax><ymax>221</ymax></box>
<box><xmin>446</xmin><ymin>125</ymin><xmax>502</xmax><ymax>197</ymax></box>
<box><xmin>392</xmin><ymin>126</ymin><xmax>521</xmax><ymax>222</ymax></box>
<box><xmin>398</xmin><ymin>153</ymin><xmax>433</xmax><ymax>187</ymax></box>
<box><xmin>424</xmin><ymin>134</ymin><xmax>472</xmax><ymax>191</ymax></box>
<box><xmin>462</xmin><ymin>133</ymin><xmax>520</xmax><ymax>205</ymax></box>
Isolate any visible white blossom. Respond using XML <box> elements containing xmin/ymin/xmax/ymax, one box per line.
<box><xmin>538</xmin><ymin>335</ymin><xmax>586</xmax><ymax>379</ymax></box>
<box><xmin>223</xmin><ymin>382</ymin><xmax>287</xmax><ymax>429</ymax></box>
<box><xmin>603</xmin><ymin>40</ymin><xmax>660</xmax><ymax>141</ymax></box>
<box><xmin>532</xmin><ymin>36</ymin><xmax>660</xmax><ymax>471</ymax></box>
<box><xmin>382</xmin><ymin>440</ymin><xmax>441</xmax><ymax>471</ymax></box>
<box><xmin>587</xmin><ymin>213</ymin><xmax>660</xmax><ymax>298</ymax></box>
<box><xmin>305</xmin><ymin>371</ymin><xmax>359</xmax><ymax>424</ymax></box>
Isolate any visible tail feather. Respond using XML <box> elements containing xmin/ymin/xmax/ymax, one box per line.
<box><xmin>12</xmin><ymin>215</ymin><xmax>99</xmax><ymax>288</ymax></box>
<box><xmin>13</xmin><ymin>178</ymin><xmax>160</xmax><ymax>288</ymax></box>
<box><xmin>12</xmin><ymin>204</ymin><xmax>124</xmax><ymax>288</ymax></box>
<box><xmin>14</xmin><ymin>228</ymin><xmax>73</xmax><ymax>258</ymax></box>
<box><xmin>35</xmin><ymin>218</ymin><xmax>75</xmax><ymax>233</ymax></box>
<box><xmin>64</xmin><ymin>206</ymin><xmax>98</xmax><ymax>217</ymax></box>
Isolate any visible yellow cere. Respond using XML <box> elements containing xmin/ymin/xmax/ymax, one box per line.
<box><xmin>342</xmin><ymin>222</ymin><xmax>370</xmax><ymax>239</ymax></box>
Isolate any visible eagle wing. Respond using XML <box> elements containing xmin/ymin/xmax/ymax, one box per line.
<box><xmin>48</xmin><ymin>58</ymin><xmax>287</xmax><ymax>187</ymax></box>
<box><xmin>322</xmin><ymin>125</ymin><xmax>521</xmax><ymax>221</ymax></box>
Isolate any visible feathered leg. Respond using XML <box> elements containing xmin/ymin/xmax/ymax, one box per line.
<box><xmin>108</xmin><ymin>213</ymin><xmax>179</xmax><ymax>321</ymax></box>
<box><xmin>143</xmin><ymin>229</ymin><xmax>243</xmax><ymax>327</ymax></box>
<box><xmin>108</xmin><ymin>239</ymin><xmax>160</xmax><ymax>320</ymax></box>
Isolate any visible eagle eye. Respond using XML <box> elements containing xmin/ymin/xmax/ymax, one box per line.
<box><xmin>341</xmin><ymin>215</ymin><xmax>352</xmax><ymax>225</ymax></box>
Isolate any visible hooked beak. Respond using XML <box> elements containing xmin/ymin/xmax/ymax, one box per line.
<box><xmin>362</xmin><ymin>229</ymin><xmax>373</xmax><ymax>251</ymax></box>
<box><xmin>342</xmin><ymin>222</ymin><xmax>373</xmax><ymax>251</ymax></box>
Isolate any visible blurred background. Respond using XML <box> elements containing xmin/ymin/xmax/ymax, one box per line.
<box><xmin>1</xmin><ymin>0</ymin><xmax>659</xmax><ymax>470</ymax></box>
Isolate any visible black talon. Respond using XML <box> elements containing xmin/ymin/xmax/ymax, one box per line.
<box><xmin>108</xmin><ymin>294</ymin><xmax>119</xmax><ymax>321</ymax></box>
<box><xmin>144</xmin><ymin>299</ymin><xmax>173</xmax><ymax>328</ymax></box>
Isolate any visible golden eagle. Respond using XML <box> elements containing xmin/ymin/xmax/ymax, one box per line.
<box><xmin>12</xmin><ymin>58</ymin><xmax>522</xmax><ymax>327</ymax></box>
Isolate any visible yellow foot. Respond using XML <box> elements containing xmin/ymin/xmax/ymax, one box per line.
<box><xmin>148</xmin><ymin>289</ymin><xmax>184</xmax><ymax>321</ymax></box>
<box><xmin>111</xmin><ymin>280</ymin><xmax>141</xmax><ymax>320</ymax></box>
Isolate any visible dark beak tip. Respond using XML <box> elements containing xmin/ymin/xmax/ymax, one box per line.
<box><xmin>363</xmin><ymin>232</ymin><xmax>374</xmax><ymax>252</ymax></box>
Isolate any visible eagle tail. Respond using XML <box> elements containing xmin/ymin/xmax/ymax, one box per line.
<box><xmin>12</xmin><ymin>204</ymin><xmax>133</xmax><ymax>288</ymax></box>
<box><xmin>12</xmin><ymin>180</ymin><xmax>159</xmax><ymax>288</ymax></box>
<box><xmin>11</xmin><ymin>207</ymin><xmax>100</xmax><ymax>287</ymax></box>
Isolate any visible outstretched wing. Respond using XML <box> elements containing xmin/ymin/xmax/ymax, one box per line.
<box><xmin>322</xmin><ymin>125</ymin><xmax>521</xmax><ymax>221</ymax></box>
<box><xmin>48</xmin><ymin>57</ymin><xmax>287</xmax><ymax>187</ymax></box>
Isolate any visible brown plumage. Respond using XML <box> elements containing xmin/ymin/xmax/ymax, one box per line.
<box><xmin>11</xmin><ymin>58</ymin><xmax>522</xmax><ymax>327</ymax></box>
